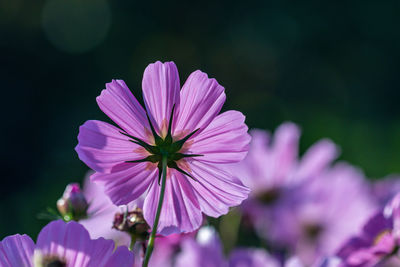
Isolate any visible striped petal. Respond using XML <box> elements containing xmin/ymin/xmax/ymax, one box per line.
<box><xmin>175</xmin><ymin>70</ymin><xmax>226</xmax><ymax>135</ymax></box>
<box><xmin>189</xmin><ymin>160</ymin><xmax>250</xmax><ymax>217</ymax></box>
<box><xmin>142</xmin><ymin>61</ymin><xmax>180</xmax><ymax>136</ymax></box>
<box><xmin>0</xmin><ymin>234</ymin><xmax>35</xmax><ymax>267</ymax></box>
<box><xmin>143</xmin><ymin>170</ymin><xmax>202</xmax><ymax>235</ymax></box>
<box><xmin>92</xmin><ymin>162</ymin><xmax>157</xmax><ymax>205</ymax></box>
<box><xmin>96</xmin><ymin>79</ymin><xmax>149</xmax><ymax>140</ymax></box>
<box><xmin>76</xmin><ymin>120</ymin><xmax>143</xmax><ymax>173</ymax></box>
<box><xmin>189</xmin><ymin>110</ymin><xmax>250</xmax><ymax>164</ymax></box>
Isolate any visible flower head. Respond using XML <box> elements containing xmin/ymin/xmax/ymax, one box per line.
<box><xmin>113</xmin><ymin>207</ymin><xmax>150</xmax><ymax>241</ymax></box>
<box><xmin>336</xmin><ymin>192</ymin><xmax>400</xmax><ymax>266</ymax></box>
<box><xmin>227</xmin><ymin>124</ymin><xmax>339</xmax><ymax>244</ymax></box>
<box><xmin>0</xmin><ymin>220</ymin><xmax>134</xmax><ymax>267</ymax></box>
<box><xmin>59</xmin><ymin>173</ymin><xmax>133</xmax><ymax>247</ymax></box>
<box><xmin>57</xmin><ymin>183</ymin><xmax>88</xmax><ymax>221</ymax></box>
<box><xmin>76</xmin><ymin>61</ymin><xmax>250</xmax><ymax>234</ymax></box>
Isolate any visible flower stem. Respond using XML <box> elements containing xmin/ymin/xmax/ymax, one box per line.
<box><xmin>142</xmin><ymin>156</ymin><xmax>168</xmax><ymax>267</ymax></box>
<box><xmin>129</xmin><ymin>234</ymin><xmax>136</xmax><ymax>251</ymax></box>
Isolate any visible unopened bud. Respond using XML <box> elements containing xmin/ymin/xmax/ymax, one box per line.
<box><xmin>113</xmin><ymin>208</ymin><xmax>150</xmax><ymax>241</ymax></box>
<box><xmin>57</xmin><ymin>183</ymin><xmax>88</xmax><ymax>221</ymax></box>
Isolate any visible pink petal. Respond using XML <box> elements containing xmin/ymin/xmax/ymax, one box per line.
<box><xmin>102</xmin><ymin>246</ymin><xmax>135</xmax><ymax>267</ymax></box>
<box><xmin>189</xmin><ymin>111</ymin><xmax>251</xmax><ymax>164</ymax></box>
<box><xmin>143</xmin><ymin>170</ymin><xmax>203</xmax><ymax>235</ymax></box>
<box><xmin>229</xmin><ymin>248</ymin><xmax>281</xmax><ymax>267</ymax></box>
<box><xmin>0</xmin><ymin>234</ymin><xmax>35</xmax><ymax>267</ymax></box>
<box><xmin>142</xmin><ymin>61</ymin><xmax>180</xmax><ymax>135</ymax></box>
<box><xmin>76</xmin><ymin>120</ymin><xmax>144</xmax><ymax>173</ymax></box>
<box><xmin>81</xmin><ymin>237</ymin><xmax>116</xmax><ymax>266</ymax></box>
<box><xmin>36</xmin><ymin>220</ymin><xmax>131</xmax><ymax>267</ymax></box>
<box><xmin>80</xmin><ymin>214</ymin><xmax>130</xmax><ymax>247</ymax></box>
<box><xmin>80</xmin><ymin>173</ymin><xmax>131</xmax><ymax>246</ymax></box>
<box><xmin>295</xmin><ymin>139</ymin><xmax>339</xmax><ymax>181</ymax></box>
<box><xmin>36</xmin><ymin>220</ymin><xmax>95</xmax><ymax>266</ymax></box>
<box><xmin>83</xmin><ymin>171</ymin><xmax>116</xmax><ymax>215</ymax></box>
<box><xmin>189</xmin><ymin>160</ymin><xmax>250</xmax><ymax>217</ymax></box>
<box><xmin>266</xmin><ymin>122</ymin><xmax>300</xmax><ymax>182</ymax></box>
<box><xmin>96</xmin><ymin>79</ymin><xmax>149</xmax><ymax>140</ymax></box>
<box><xmin>175</xmin><ymin>70</ymin><xmax>226</xmax><ymax>134</ymax></box>
<box><xmin>92</xmin><ymin>162</ymin><xmax>157</xmax><ymax>205</ymax></box>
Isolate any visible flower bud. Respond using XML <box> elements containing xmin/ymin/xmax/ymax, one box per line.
<box><xmin>113</xmin><ymin>207</ymin><xmax>150</xmax><ymax>241</ymax></box>
<box><xmin>57</xmin><ymin>183</ymin><xmax>88</xmax><ymax>221</ymax></box>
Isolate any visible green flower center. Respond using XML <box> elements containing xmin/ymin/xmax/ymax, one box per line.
<box><xmin>121</xmin><ymin>105</ymin><xmax>202</xmax><ymax>183</ymax></box>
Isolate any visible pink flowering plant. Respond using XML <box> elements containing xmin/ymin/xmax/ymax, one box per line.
<box><xmin>4</xmin><ymin>60</ymin><xmax>400</xmax><ymax>267</ymax></box>
<box><xmin>76</xmin><ymin>61</ymin><xmax>251</xmax><ymax>265</ymax></box>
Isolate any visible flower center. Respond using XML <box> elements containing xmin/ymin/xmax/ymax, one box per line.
<box><xmin>256</xmin><ymin>188</ymin><xmax>281</xmax><ymax>204</ymax></box>
<box><xmin>33</xmin><ymin>251</ymin><xmax>66</xmax><ymax>267</ymax></box>
<box><xmin>374</xmin><ymin>229</ymin><xmax>392</xmax><ymax>245</ymax></box>
<box><xmin>121</xmin><ymin>105</ymin><xmax>202</xmax><ymax>183</ymax></box>
<box><xmin>43</xmin><ymin>259</ymin><xmax>66</xmax><ymax>267</ymax></box>
<box><xmin>303</xmin><ymin>223</ymin><xmax>324</xmax><ymax>240</ymax></box>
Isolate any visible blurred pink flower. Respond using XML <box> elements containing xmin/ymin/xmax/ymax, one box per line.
<box><xmin>291</xmin><ymin>163</ymin><xmax>376</xmax><ymax>264</ymax></box>
<box><xmin>229</xmin><ymin>248</ymin><xmax>280</xmax><ymax>267</ymax></box>
<box><xmin>226</xmin><ymin>123</ymin><xmax>376</xmax><ymax>264</ymax></box>
<box><xmin>0</xmin><ymin>220</ymin><xmax>134</xmax><ymax>267</ymax></box>
<box><xmin>227</xmin><ymin>123</ymin><xmax>339</xmax><ymax>243</ymax></box>
<box><xmin>76</xmin><ymin>61</ymin><xmax>250</xmax><ymax>234</ymax></box>
<box><xmin>231</xmin><ymin>123</ymin><xmax>338</xmax><ymax>194</ymax></box>
<box><xmin>175</xmin><ymin>226</ymin><xmax>227</xmax><ymax>267</ymax></box>
<box><xmin>337</xmin><ymin>193</ymin><xmax>400</xmax><ymax>267</ymax></box>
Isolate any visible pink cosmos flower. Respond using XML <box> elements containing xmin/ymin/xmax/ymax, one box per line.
<box><xmin>0</xmin><ymin>220</ymin><xmax>134</xmax><ymax>267</ymax></box>
<box><xmin>227</xmin><ymin>124</ymin><xmax>376</xmax><ymax>264</ymax></box>
<box><xmin>336</xmin><ymin>193</ymin><xmax>400</xmax><ymax>267</ymax></box>
<box><xmin>226</xmin><ymin>123</ymin><xmax>339</xmax><ymax>245</ymax></box>
<box><xmin>291</xmin><ymin>163</ymin><xmax>376</xmax><ymax>264</ymax></box>
<box><xmin>76</xmin><ymin>61</ymin><xmax>250</xmax><ymax>235</ymax></box>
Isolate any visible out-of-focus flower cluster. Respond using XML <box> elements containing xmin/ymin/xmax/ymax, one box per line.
<box><xmin>14</xmin><ymin>121</ymin><xmax>399</xmax><ymax>267</ymax></box>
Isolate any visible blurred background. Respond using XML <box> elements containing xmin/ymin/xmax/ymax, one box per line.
<box><xmin>1</xmin><ymin>0</ymin><xmax>400</xmax><ymax>239</ymax></box>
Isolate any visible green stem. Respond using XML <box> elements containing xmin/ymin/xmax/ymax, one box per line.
<box><xmin>129</xmin><ymin>234</ymin><xmax>136</xmax><ymax>251</ymax></box>
<box><xmin>142</xmin><ymin>156</ymin><xmax>168</xmax><ymax>267</ymax></box>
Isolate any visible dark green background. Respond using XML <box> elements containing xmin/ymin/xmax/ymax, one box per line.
<box><xmin>1</xmin><ymin>0</ymin><xmax>400</xmax><ymax>239</ymax></box>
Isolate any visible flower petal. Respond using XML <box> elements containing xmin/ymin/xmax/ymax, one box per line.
<box><xmin>295</xmin><ymin>139</ymin><xmax>339</xmax><ymax>181</ymax></box>
<box><xmin>188</xmin><ymin>160</ymin><xmax>250</xmax><ymax>217</ymax></box>
<box><xmin>92</xmin><ymin>162</ymin><xmax>157</xmax><ymax>205</ymax></box>
<box><xmin>102</xmin><ymin>246</ymin><xmax>135</xmax><ymax>267</ymax></box>
<box><xmin>0</xmin><ymin>234</ymin><xmax>35</xmax><ymax>267</ymax></box>
<box><xmin>142</xmin><ymin>61</ymin><xmax>180</xmax><ymax>135</ymax></box>
<box><xmin>79</xmin><ymin>173</ymin><xmax>131</xmax><ymax>246</ymax></box>
<box><xmin>189</xmin><ymin>111</ymin><xmax>250</xmax><ymax>164</ymax></box>
<box><xmin>36</xmin><ymin>220</ymin><xmax>103</xmax><ymax>266</ymax></box>
<box><xmin>175</xmin><ymin>227</ymin><xmax>226</xmax><ymax>267</ymax></box>
<box><xmin>81</xmin><ymin>237</ymin><xmax>116</xmax><ymax>267</ymax></box>
<box><xmin>79</xmin><ymin>213</ymin><xmax>131</xmax><ymax>248</ymax></box>
<box><xmin>143</xmin><ymin>170</ymin><xmax>202</xmax><ymax>235</ymax></box>
<box><xmin>175</xmin><ymin>70</ymin><xmax>226</xmax><ymax>134</ymax></box>
<box><xmin>96</xmin><ymin>79</ymin><xmax>149</xmax><ymax>140</ymax></box>
<box><xmin>76</xmin><ymin>120</ymin><xmax>143</xmax><ymax>173</ymax></box>
<box><xmin>229</xmin><ymin>248</ymin><xmax>281</xmax><ymax>267</ymax></box>
<box><xmin>266</xmin><ymin>122</ymin><xmax>300</xmax><ymax>183</ymax></box>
